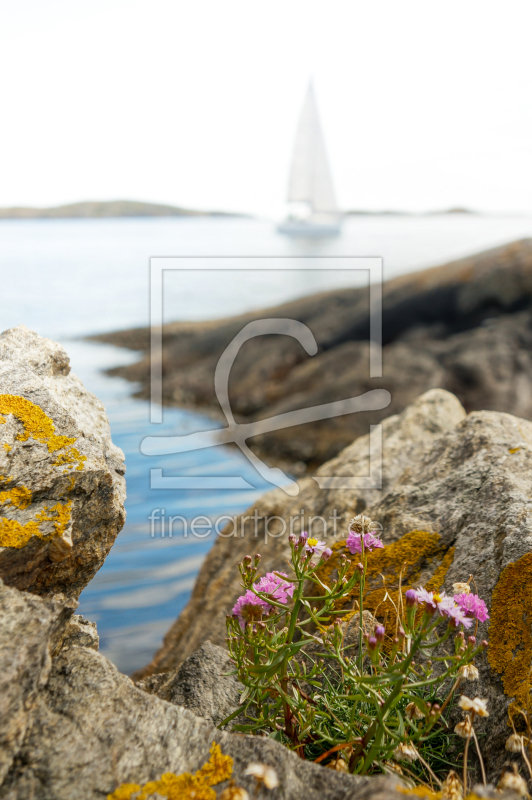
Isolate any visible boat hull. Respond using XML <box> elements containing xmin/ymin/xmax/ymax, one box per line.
<box><xmin>277</xmin><ymin>219</ymin><xmax>342</xmax><ymax>238</ymax></box>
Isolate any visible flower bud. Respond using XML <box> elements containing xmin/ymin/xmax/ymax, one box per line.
<box><xmin>288</xmin><ymin>533</ymin><xmax>297</xmax><ymax>545</ymax></box>
<box><xmin>467</xmin><ymin>635</ymin><xmax>476</xmax><ymax>647</ymax></box>
<box><xmin>309</xmin><ymin>560</ymin><xmax>316</xmax><ymax>569</ymax></box>
<box><xmin>397</xmin><ymin>625</ymin><xmax>405</xmax><ymax>641</ymax></box>
<box><xmin>298</xmin><ymin>531</ymin><xmax>308</xmax><ymax>546</ymax></box>
<box><xmin>366</xmin><ymin>635</ymin><xmax>378</xmax><ymax>651</ymax></box>
<box><xmin>355</xmin><ymin>562</ymin><xmax>364</xmax><ymax>574</ymax></box>
<box><xmin>480</xmin><ymin>639</ymin><xmax>488</xmax><ymax>650</ymax></box>
<box><xmin>321</xmin><ymin>547</ymin><xmax>333</xmax><ymax>561</ymax></box>
<box><xmin>243</xmin><ymin>555</ymin><xmax>252</xmax><ymax>566</ymax></box>
<box><xmin>375</xmin><ymin>624</ymin><xmax>385</xmax><ymax>643</ymax></box>
<box><xmin>405</xmin><ymin>589</ymin><xmax>418</xmax><ymax>607</ymax></box>
<box><xmin>254</xmin><ymin>554</ymin><xmax>261</xmax><ymax>566</ymax></box>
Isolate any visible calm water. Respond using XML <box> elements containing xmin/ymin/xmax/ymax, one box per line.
<box><xmin>1</xmin><ymin>214</ymin><xmax>531</xmax><ymax>672</ymax></box>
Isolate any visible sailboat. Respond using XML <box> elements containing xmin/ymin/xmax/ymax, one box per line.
<box><xmin>278</xmin><ymin>81</ymin><xmax>342</xmax><ymax>237</ymax></box>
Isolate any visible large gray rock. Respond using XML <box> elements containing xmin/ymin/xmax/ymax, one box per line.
<box><xmin>0</xmin><ymin>579</ymin><xmax>75</xmax><ymax>785</ymax></box>
<box><xmin>0</xmin><ymin>579</ymin><xmax>432</xmax><ymax>800</ymax></box>
<box><xmin>137</xmin><ymin>640</ymin><xmax>243</xmax><ymax>727</ymax></box>
<box><xmin>138</xmin><ymin>388</ymin><xmax>466</xmax><ymax>676</ymax></box>
<box><xmin>0</xmin><ymin>326</ymin><xmax>126</xmax><ymax>599</ymax></box>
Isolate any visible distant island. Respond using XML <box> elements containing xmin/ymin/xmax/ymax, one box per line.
<box><xmin>346</xmin><ymin>207</ymin><xmax>478</xmax><ymax>216</ymax></box>
<box><xmin>0</xmin><ymin>200</ymin><xmax>248</xmax><ymax>219</ymax></box>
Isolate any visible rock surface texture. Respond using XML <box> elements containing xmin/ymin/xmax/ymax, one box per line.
<box><xmin>0</xmin><ymin>326</ymin><xmax>126</xmax><ymax>599</ymax></box>
<box><xmin>0</xmin><ymin>578</ymin><xmax>435</xmax><ymax>800</ymax></box>
<box><xmin>95</xmin><ymin>238</ymin><xmax>532</xmax><ymax>470</ymax></box>
<box><xmin>138</xmin><ymin>388</ymin><xmax>532</xmax><ymax>782</ymax></box>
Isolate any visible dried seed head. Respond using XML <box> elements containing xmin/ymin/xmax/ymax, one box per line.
<box><xmin>220</xmin><ymin>786</ymin><xmax>250</xmax><ymax>800</ymax></box>
<box><xmin>348</xmin><ymin>514</ymin><xmax>379</xmax><ymax>534</ymax></box>
<box><xmin>453</xmin><ymin>582</ymin><xmax>471</xmax><ymax>595</ymax></box>
<box><xmin>405</xmin><ymin>702</ymin><xmax>425</xmax><ymax>720</ymax></box>
<box><xmin>244</xmin><ymin>763</ymin><xmax>278</xmax><ymax>789</ymax></box>
<box><xmin>497</xmin><ymin>764</ymin><xmax>528</xmax><ymax>797</ymax></box>
<box><xmin>454</xmin><ymin>717</ymin><xmax>473</xmax><ymax>738</ymax></box>
<box><xmin>458</xmin><ymin>695</ymin><xmax>489</xmax><ymax>717</ymax></box>
<box><xmin>326</xmin><ymin>757</ymin><xmax>348</xmax><ymax>772</ymax></box>
<box><xmin>458</xmin><ymin>664</ymin><xmax>479</xmax><ymax>681</ymax></box>
<box><xmin>392</xmin><ymin>742</ymin><xmax>419</xmax><ymax>763</ymax></box>
<box><xmin>506</xmin><ymin>734</ymin><xmax>525</xmax><ymax>753</ymax></box>
<box><xmin>441</xmin><ymin>770</ymin><xmax>463</xmax><ymax>800</ymax></box>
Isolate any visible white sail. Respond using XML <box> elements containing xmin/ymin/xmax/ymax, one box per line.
<box><xmin>287</xmin><ymin>81</ymin><xmax>338</xmax><ymax>214</ymax></box>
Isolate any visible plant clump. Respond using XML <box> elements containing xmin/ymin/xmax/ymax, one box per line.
<box><xmin>224</xmin><ymin>516</ymin><xmax>493</xmax><ymax>794</ymax></box>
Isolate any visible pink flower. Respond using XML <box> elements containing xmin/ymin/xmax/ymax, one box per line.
<box><xmin>454</xmin><ymin>593</ymin><xmax>489</xmax><ymax>623</ymax></box>
<box><xmin>447</xmin><ymin>604</ymin><xmax>474</xmax><ymax>629</ymax></box>
<box><xmin>346</xmin><ymin>531</ymin><xmax>383</xmax><ymax>554</ymax></box>
<box><xmin>304</xmin><ymin>537</ymin><xmax>327</xmax><ymax>554</ymax></box>
<box><xmin>232</xmin><ymin>590</ymin><xmax>270</xmax><ymax>631</ymax></box>
<box><xmin>254</xmin><ymin>571</ymin><xmax>294</xmax><ymax>603</ymax></box>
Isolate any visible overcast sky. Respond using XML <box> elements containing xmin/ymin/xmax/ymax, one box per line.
<box><xmin>2</xmin><ymin>0</ymin><xmax>531</xmax><ymax>217</ymax></box>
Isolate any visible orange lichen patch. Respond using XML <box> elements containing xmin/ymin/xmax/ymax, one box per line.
<box><xmin>396</xmin><ymin>788</ymin><xmax>484</xmax><ymax>800</ymax></box>
<box><xmin>0</xmin><ymin>395</ymin><xmax>75</xmax><ymax>453</ymax></box>
<box><xmin>316</xmin><ymin>531</ymin><xmax>454</xmax><ymax>635</ymax></box>
<box><xmin>0</xmin><ymin>500</ymin><xmax>72</xmax><ymax>549</ymax></box>
<box><xmin>0</xmin><ymin>485</ymin><xmax>32</xmax><ymax>510</ymax></box>
<box><xmin>53</xmin><ymin>446</ymin><xmax>87</xmax><ymax>472</ymax></box>
<box><xmin>0</xmin><ymin>518</ymin><xmax>42</xmax><ymax>548</ymax></box>
<box><xmin>36</xmin><ymin>501</ymin><xmax>72</xmax><ymax>538</ymax></box>
<box><xmin>107</xmin><ymin>743</ymin><xmax>233</xmax><ymax>800</ymax></box>
<box><xmin>3</xmin><ymin>444</ymin><xmax>11</xmax><ymax>452</ymax></box>
<box><xmin>509</xmin><ymin>447</ymin><xmax>521</xmax><ymax>454</ymax></box>
<box><xmin>488</xmin><ymin>552</ymin><xmax>532</xmax><ymax>718</ymax></box>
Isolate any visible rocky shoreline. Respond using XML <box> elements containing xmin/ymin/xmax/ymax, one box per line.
<box><xmin>92</xmin><ymin>238</ymin><xmax>532</xmax><ymax>475</ymax></box>
<box><xmin>1</xmin><ymin>326</ymin><xmax>531</xmax><ymax>797</ymax></box>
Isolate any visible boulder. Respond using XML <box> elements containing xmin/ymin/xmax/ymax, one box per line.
<box><xmin>0</xmin><ymin>578</ymin><xmax>435</xmax><ymax>800</ymax></box>
<box><xmin>0</xmin><ymin>325</ymin><xmax>126</xmax><ymax>599</ymax></box>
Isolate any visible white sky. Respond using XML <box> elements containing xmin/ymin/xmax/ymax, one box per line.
<box><xmin>1</xmin><ymin>0</ymin><xmax>531</xmax><ymax>217</ymax></box>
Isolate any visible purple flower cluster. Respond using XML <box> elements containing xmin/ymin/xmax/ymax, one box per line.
<box><xmin>411</xmin><ymin>586</ymin><xmax>489</xmax><ymax>629</ymax></box>
<box><xmin>232</xmin><ymin>571</ymin><xmax>294</xmax><ymax>630</ymax></box>
<box><xmin>346</xmin><ymin>530</ymin><xmax>383</xmax><ymax>555</ymax></box>
<box><xmin>454</xmin><ymin>592</ymin><xmax>490</xmax><ymax>623</ymax></box>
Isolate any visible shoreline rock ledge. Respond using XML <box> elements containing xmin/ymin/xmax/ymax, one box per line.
<box><xmin>0</xmin><ymin>325</ymin><xmax>126</xmax><ymax>598</ymax></box>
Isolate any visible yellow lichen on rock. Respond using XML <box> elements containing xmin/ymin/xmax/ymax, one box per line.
<box><xmin>0</xmin><ymin>500</ymin><xmax>72</xmax><ymax>549</ymax></box>
<box><xmin>0</xmin><ymin>485</ymin><xmax>32</xmax><ymax>510</ymax></box>
<box><xmin>36</xmin><ymin>501</ymin><xmax>72</xmax><ymax>538</ymax></box>
<box><xmin>0</xmin><ymin>394</ymin><xmax>75</xmax><ymax>453</ymax></box>
<box><xmin>0</xmin><ymin>518</ymin><xmax>42</xmax><ymax>548</ymax></box>
<box><xmin>53</xmin><ymin>446</ymin><xmax>87</xmax><ymax>472</ymax></box>
<box><xmin>488</xmin><ymin>552</ymin><xmax>532</xmax><ymax>717</ymax></box>
<box><xmin>316</xmin><ymin>531</ymin><xmax>454</xmax><ymax>634</ymax></box>
<box><xmin>107</xmin><ymin>742</ymin><xmax>233</xmax><ymax>800</ymax></box>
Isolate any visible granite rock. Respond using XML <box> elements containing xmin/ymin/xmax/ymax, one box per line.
<box><xmin>0</xmin><ymin>325</ymin><xmax>126</xmax><ymax>599</ymax></box>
